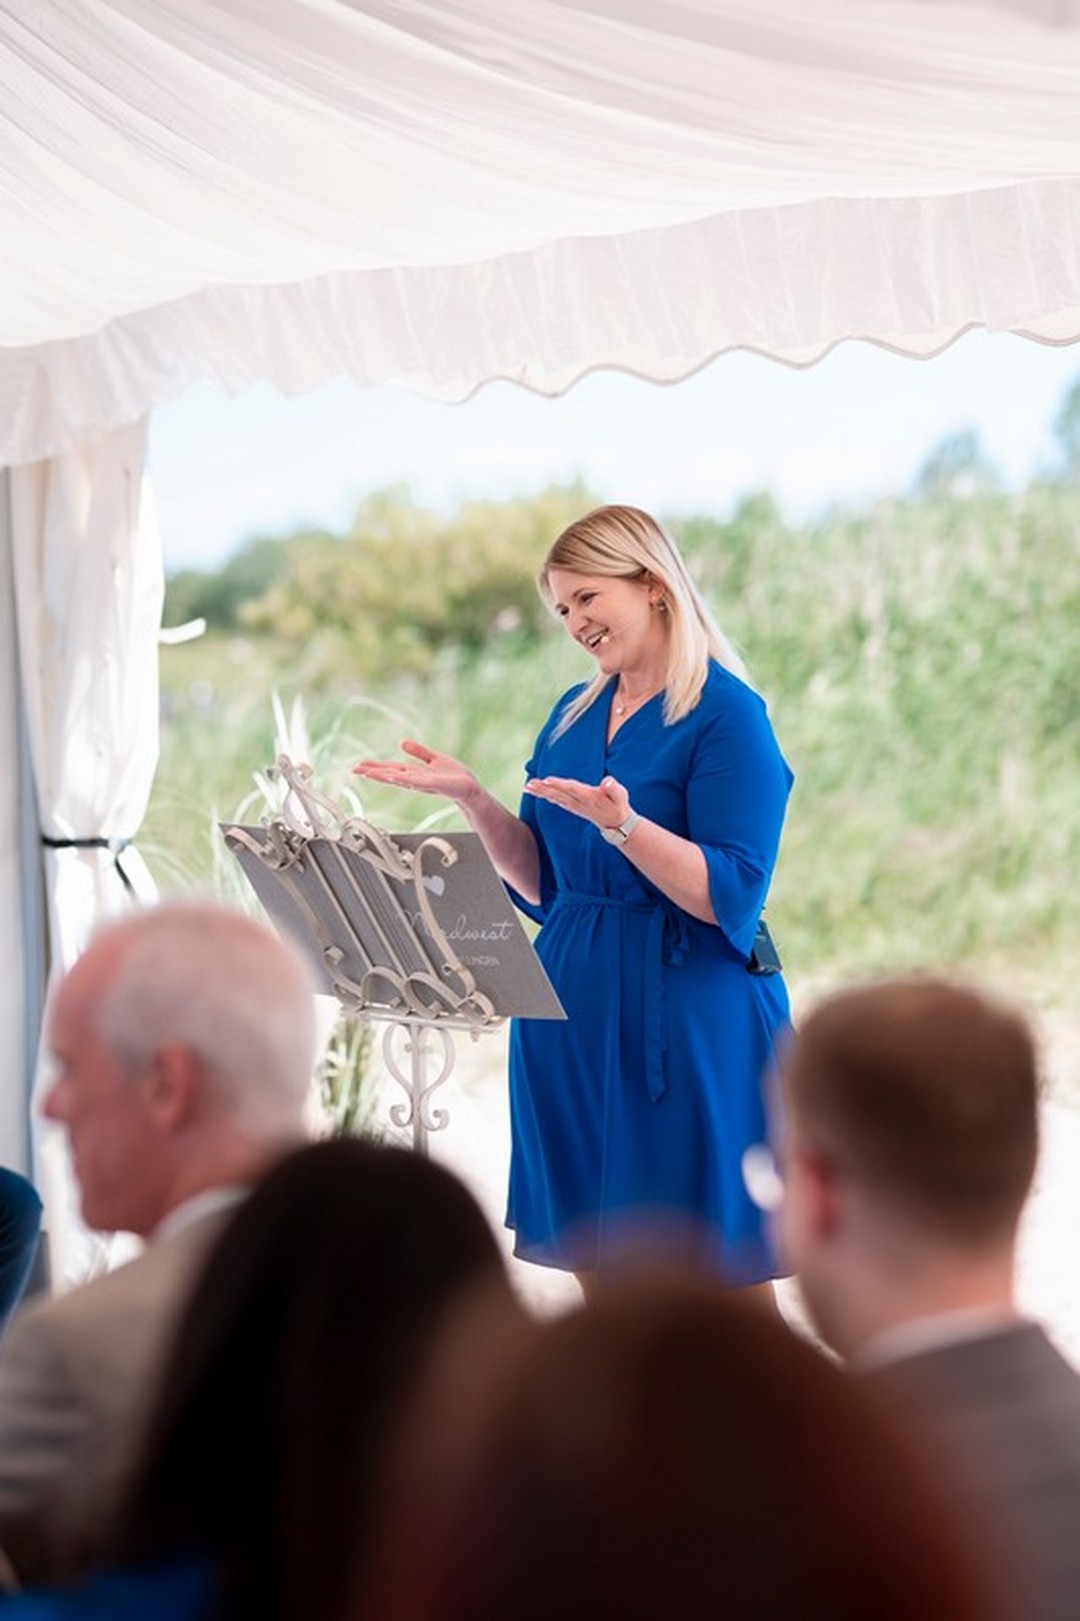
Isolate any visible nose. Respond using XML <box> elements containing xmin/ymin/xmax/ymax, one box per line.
<box><xmin>39</xmin><ymin>1075</ymin><xmax>64</xmax><ymax>1123</ymax></box>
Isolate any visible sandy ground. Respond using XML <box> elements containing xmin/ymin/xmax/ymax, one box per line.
<box><xmin>373</xmin><ymin>1011</ymin><xmax>1080</xmax><ymax>1356</ymax></box>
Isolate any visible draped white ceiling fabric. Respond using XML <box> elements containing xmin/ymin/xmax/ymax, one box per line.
<box><xmin>2</xmin><ymin>0</ymin><xmax>1080</xmax><ymax>467</ymax></box>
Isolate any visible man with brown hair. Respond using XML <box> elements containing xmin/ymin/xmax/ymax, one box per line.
<box><xmin>775</xmin><ymin>977</ymin><xmax>1080</xmax><ymax>1621</ymax></box>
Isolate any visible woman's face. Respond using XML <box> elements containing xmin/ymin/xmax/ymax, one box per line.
<box><xmin>547</xmin><ymin>568</ymin><xmax>668</xmax><ymax>680</ymax></box>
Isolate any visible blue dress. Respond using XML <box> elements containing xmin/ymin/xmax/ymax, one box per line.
<box><xmin>507</xmin><ymin>661</ymin><xmax>793</xmax><ymax>1284</ymax></box>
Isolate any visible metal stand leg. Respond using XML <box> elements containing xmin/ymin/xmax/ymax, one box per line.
<box><xmin>382</xmin><ymin>1022</ymin><xmax>455</xmax><ymax>1154</ymax></box>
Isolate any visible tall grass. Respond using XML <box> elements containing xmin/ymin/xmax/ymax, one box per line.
<box><xmin>147</xmin><ymin>483</ymin><xmax>1079</xmax><ymax>1019</ymax></box>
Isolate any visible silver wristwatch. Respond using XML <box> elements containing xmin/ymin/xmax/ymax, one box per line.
<box><xmin>600</xmin><ymin>810</ymin><xmax>640</xmax><ymax>847</ymax></box>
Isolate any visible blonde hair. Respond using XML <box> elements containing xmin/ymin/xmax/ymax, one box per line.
<box><xmin>539</xmin><ymin>506</ymin><xmax>748</xmax><ymax>735</ymax></box>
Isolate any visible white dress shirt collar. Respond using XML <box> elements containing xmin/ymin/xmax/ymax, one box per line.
<box><xmin>856</xmin><ymin>1305</ymin><xmax>1025</xmax><ymax>1372</ymax></box>
<box><xmin>151</xmin><ymin>1185</ymin><xmax>248</xmax><ymax>1247</ymax></box>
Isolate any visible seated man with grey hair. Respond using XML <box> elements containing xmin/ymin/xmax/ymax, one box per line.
<box><xmin>774</xmin><ymin>977</ymin><xmax>1080</xmax><ymax>1621</ymax></box>
<box><xmin>0</xmin><ymin>901</ymin><xmax>317</xmax><ymax>1587</ymax></box>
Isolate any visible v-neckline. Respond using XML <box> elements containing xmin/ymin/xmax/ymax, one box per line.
<box><xmin>605</xmin><ymin>683</ymin><xmax>660</xmax><ymax>749</ymax></box>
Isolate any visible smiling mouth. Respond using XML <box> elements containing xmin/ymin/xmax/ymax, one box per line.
<box><xmin>584</xmin><ymin>632</ymin><xmax>610</xmax><ymax>650</ymax></box>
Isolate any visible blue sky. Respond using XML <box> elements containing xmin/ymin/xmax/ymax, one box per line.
<box><xmin>149</xmin><ymin>331</ymin><xmax>1080</xmax><ymax>571</ymax></box>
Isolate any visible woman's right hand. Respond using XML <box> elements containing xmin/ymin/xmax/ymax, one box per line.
<box><xmin>357</xmin><ymin>739</ymin><xmax>541</xmax><ymax>903</ymax></box>
<box><xmin>353</xmin><ymin>739</ymin><xmax>480</xmax><ymax>806</ymax></box>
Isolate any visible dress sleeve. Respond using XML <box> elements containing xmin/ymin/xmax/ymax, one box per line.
<box><xmin>505</xmin><ymin>780</ymin><xmax>558</xmax><ymax>925</ymax></box>
<box><xmin>503</xmin><ymin>692</ymin><xmax>578</xmax><ymax>926</ymax></box>
<box><xmin>686</xmin><ymin>681</ymin><xmax>792</xmax><ymax>958</ymax></box>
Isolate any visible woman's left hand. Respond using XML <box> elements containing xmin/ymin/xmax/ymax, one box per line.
<box><xmin>529</xmin><ymin>771</ymin><xmax>717</xmax><ymax>923</ymax></box>
<box><xmin>524</xmin><ymin>772</ymin><xmax>630</xmax><ymax>831</ymax></box>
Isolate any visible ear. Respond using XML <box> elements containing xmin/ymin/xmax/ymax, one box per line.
<box><xmin>808</xmin><ymin>1146</ymin><xmax>846</xmax><ymax>1240</ymax></box>
<box><xmin>643</xmin><ymin>574</ymin><xmax>669</xmax><ymax>613</ymax></box>
<box><xmin>139</xmin><ymin>1044</ymin><xmax>200</xmax><ymax>1131</ymax></box>
<box><xmin>785</xmin><ymin>1141</ymin><xmax>846</xmax><ymax>1246</ymax></box>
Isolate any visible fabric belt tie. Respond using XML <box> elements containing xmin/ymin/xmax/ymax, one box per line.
<box><xmin>41</xmin><ymin>834</ymin><xmax>136</xmax><ymax>897</ymax></box>
<box><xmin>643</xmin><ymin>902</ymin><xmax>689</xmax><ymax>1102</ymax></box>
<box><xmin>551</xmin><ymin>893</ymin><xmax>691</xmax><ymax>1104</ymax></box>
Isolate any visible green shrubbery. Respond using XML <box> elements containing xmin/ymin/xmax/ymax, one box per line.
<box><xmin>149</xmin><ymin>461</ymin><xmax>1079</xmax><ymax>1010</ymax></box>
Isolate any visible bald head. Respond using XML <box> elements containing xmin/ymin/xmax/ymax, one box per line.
<box><xmin>780</xmin><ymin>978</ymin><xmax>1039</xmax><ymax>1249</ymax></box>
<box><xmin>44</xmin><ymin>902</ymin><xmax>318</xmax><ymax>1235</ymax></box>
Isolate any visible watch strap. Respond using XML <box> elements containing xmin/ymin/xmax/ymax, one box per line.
<box><xmin>600</xmin><ymin>810</ymin><xmax>640</xmax><ymax>846</ymax></box>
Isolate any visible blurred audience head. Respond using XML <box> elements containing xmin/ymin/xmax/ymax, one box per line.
<box><xmin>360</xmin><ymin>1270</ymin><xmax>997</xmax><ymax>1621</ymax></box>
<box><xmin>42</xmin><ymin>900</ymin><xmax>317</xmax><ymax>1235</ymax></box>
<box><xmin>775</xmin><ymin>976</ymin><xmax>1039</xmax><ymax>1356</ymax></box>
<box><xmin>116</xmin><ymin>1137</ymin><xmax>511</xmax><ymax>1621</ymax></box>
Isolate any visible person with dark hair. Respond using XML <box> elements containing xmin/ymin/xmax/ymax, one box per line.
<box><xmin>774</xmin><ymin>976</ymin><xmax>1080</xmax><ymax>1621</ymax></box>
<box><xmin>359</xmin><ymin>1271</ymin><xmax>998</xmax><ymax>1621</ymax></box>
<box><xmin>0</xmin><ymin>1170</ymin><xmax>42</xmax><ymax>1327</ymax></box>
<box><xmin>0</xmin><ymin>1137</ymin><xmax>512</xmax><ymax>1620</ymax></box>
<box><xmin>356</xmin><ymin>504</ymin><xmax>792</xmax><ymax>1298</ymax></box>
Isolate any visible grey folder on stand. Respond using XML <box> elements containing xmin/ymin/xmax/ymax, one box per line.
<box><xmin>223</xmin><ymin>822</ymin><xmax>565</xmax><ymax>1027</ymax></box>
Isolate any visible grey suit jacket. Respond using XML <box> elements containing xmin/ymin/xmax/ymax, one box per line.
<box><xmin>873</xmin><ymin>1322</ymin><xmax>1080</xmax><ymax>1621</ymax></box>
<box><xmin>0</xmin><ymin>1209</ymin><xmax>230</xmax><ymax>1586</ymax></box>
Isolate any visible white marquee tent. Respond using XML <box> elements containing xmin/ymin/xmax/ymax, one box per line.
<box><xmin>2</xmin><ymin>0</ymin><xmax>1080</xmax><ymax>1235</ymax></box>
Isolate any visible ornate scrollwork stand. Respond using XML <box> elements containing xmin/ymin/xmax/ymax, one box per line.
<box><xmin>223</xmin><ymin>756</ymin><xmax>505</xmax><ymax>1153</ymax></box>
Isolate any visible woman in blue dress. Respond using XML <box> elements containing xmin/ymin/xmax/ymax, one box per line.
<box><xmin>356</xmin><ymin>505</ymin><xmax>792</xmax><ymax>1295</ymax></box>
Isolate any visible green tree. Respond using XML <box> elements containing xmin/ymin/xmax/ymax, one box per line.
<box><xmin>911</xmin><ymin>428</ymin><xmax>1000</xmax><ymax>499</ymax></box>
<box><xmin>164</xmin><ymin>535</ymin><xmax>294</xmax><ymax>631</ymax></box>
<box><xmin>240</xmin><ymin>480</ymin><xmax>594</xmax><ymax>681</ymax></box>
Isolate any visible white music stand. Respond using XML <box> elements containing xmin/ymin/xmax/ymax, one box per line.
<box><xmin>222</xmin><ymin>756</ymin><xmax>564</xmax><ymax>1152</ymax></box>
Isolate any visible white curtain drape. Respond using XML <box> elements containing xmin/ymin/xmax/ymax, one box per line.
<box><xmin>4</xmin><ymin>421</ymin><xmax>162</xmax><ymax>1283</ymax></box>
<box><xmin>9</xmin><ymin>420</ymin><xmax>162</xmax><ymax>965</ymax></box>
<box><xmin>2</xmin><ymin>0</ymin><xmax>1080</xmax><ymax>465</ymax></box>
<box><xmin>0</xmin><ymin>485</ymin><xmax>35</xmax><ymax>1181</ymax></box>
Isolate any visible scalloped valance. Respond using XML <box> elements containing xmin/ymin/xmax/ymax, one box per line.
<box><xmin>2</xmin><ymin>0</ymin><xmax>1080</xmax><ymax>465</ymax></box>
